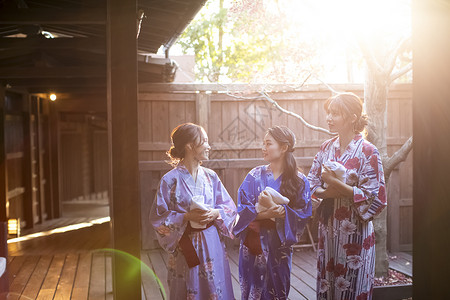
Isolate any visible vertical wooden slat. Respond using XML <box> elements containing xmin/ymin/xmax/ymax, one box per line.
<box><xmin>48</xmin><ymin>101</ymin><xmax>61</xmax><ymax>219</ymax></box>
<box><xmin>195</xmin><ymin>92</ymin><xmax>210</xmax><ymax>132</ymax></box>
<box><xmin>107</xmin><ymin>0</ymin><xmax>142</xmax><ymax>299</ymax></box>
<box><xmin>34</xmin><ymin>96</ymin><xmax>45</xmax><ymax>223</ymax></box>
<box><xmin>22</xmin><ymin>94</ymin><xmax>35</xmax><ymax>228</ymax></box>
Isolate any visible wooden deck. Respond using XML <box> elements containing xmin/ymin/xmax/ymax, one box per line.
<box><xmin>6</xmin><ymin>220</ymin><xmax>412</xmax><ymax>299</ymax></box>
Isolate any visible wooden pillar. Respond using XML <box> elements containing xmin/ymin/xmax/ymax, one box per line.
<box><xmin>22</xmin><ymin>94</ymin><xmax>35</xmax><ymax>228</ymax></box>
<box><xmin>0</xmin><ymin>85</ymin><xmax>9</xmax><ymax>295</ymax></box>
<box><xmin>48</xmin><ymin>101</ymin><xmax>61</xmax><ymax>218</ymax></box>
<box><xmin>196</xmin><ymin>91</ymin><xmax>210</xmax><ymax>131</ymax></box>
<box><xmin>107</xmin><ymin>1</ymin><xmax>142</xmax><ymax>299</ymax></box>
<box><xmin>412</xmin><ymin>0</ymin><xmax>450</xmax><ymax>298</ymax></box>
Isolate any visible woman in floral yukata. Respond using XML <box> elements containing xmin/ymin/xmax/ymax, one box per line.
<box><xmin>149</xmin><ymin>123</ymin><xmax>237</xmax><ymax>300</ymax></box>
<box><xmin>307</xmin><ymin>93</ymin><xmax>387</xmax><ymax>300</ymax></box>
<box><xmin>233</xmin><ymin>126</ymin><xmax>312</xmax><ymax>300</ymax></box>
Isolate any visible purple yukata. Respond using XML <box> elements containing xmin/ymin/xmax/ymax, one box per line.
<box><xmin>150</xmin><ymin>165</ymin><xmax>237</xmax><ymax>300</ymax></box>
<box><xmin>233</xmin><ymin>165</ymin><xmax>312</xmax><ymax>300</ymax></box>
<box><xmin>307</xmin><ymin>134</ymin><xmax>387</xmax><ymax>300</ymax></box>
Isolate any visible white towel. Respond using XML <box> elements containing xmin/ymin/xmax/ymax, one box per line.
<box><xmin>190</xmin><ymin>195</ymin><xmax>209</xmax><ymax>229</ymax></box>
<box><xmin>255</xmin><ymin>187</ymin><xmax>290</xmax><ymax>213</ymax></box>
<box><xmin>322</xmin><ymin>160</ymin><xmax>346</xmax><ymax>188</ymax></box>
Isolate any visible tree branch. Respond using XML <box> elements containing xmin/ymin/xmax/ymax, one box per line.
<box><xmin>357</xmin><ymin>37</ymin><xmax>386</xmax><ymax>76</ymax></box>
<box><xmin>386</xmin><ymin>36</ymin><xmax>411</xmax><ymax>75</ymax></box>
<box><xmin>260</xmin><ymin>91</ymin><xmax>335</xmax><ymax>136</ymax></box>
<box><xmin>384</xmin><ymin>136</ymin><xmax>413</xmax><ymax>179</ymax></box>
<box><xmin>389</xmin><ymin>63</ymin><xmax>412</xmax><ymax>84</ymax></box>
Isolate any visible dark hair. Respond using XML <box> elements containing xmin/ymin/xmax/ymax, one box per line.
<box><xmin>267</xmin><ymin>126</ymin><xmax>306</xmax><ymax>209</ymax></box>
<box><xmin>167</xmin><ymin>123</ymin><xmax>204</xmax><ymax>166</ymax></box>
<box><xmin>324</xmin><ymin>92</ymin><xmax>368</xmax><ymax>133</ymax></box>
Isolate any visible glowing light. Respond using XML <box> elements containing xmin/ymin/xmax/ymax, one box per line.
<box><xmin>95</xmin><ymin>248</ymin><xmax>167</xmax><ymax>298</ymax></box>
<box><xmin>7</xmin><ymin>216</ymin><xmax>110</xmax><ymax>244</ymax></box>
<box><xmin>49</xmin><ymin>93</ymin><xmax>57</xmax><ymax>101</ymax></box>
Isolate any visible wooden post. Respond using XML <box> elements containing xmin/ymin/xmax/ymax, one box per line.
<box><xmin>22</xmin><ymin>94</ymin><xmax>35</xmax><ymax>228</ymax></box>
<box><xmin>0</xmin><ymin>85</ymin><xmax>9</xmax><ymax>296</ymax></box>
<box><xmin>107</xmin><ymin>0</ymin><xmax>142</xmax><ymax>299</ymax></box>
<box><xmin>196</xmin><ymin>91</ymin><xmax>210</xmax><ymax>131</ymax></box>
<box><xmin>48</xmin><ymin>100</ymin><xmax>61</xmax><ymax>218</ymax></box>
<box><xmin>413</xmin><ymin>0</ymin><xmax>450</xmax><ymax>298</ymax></box>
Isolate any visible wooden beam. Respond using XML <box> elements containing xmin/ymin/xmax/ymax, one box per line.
<box><xmin>413</xmin><ymin>0</ymin><xmax>450</xmax><ymax>298</ymax></box>
<box><xmin>107</xmin><ymin>0</ymin><xmax>141</xmax><ymax>299</ymax></box>
<box><xmin>22</xmin><ymin>94</ymin><xmax>36</xmax><ymax>228</ymax></box>
<box><xmin>0</xmin><ymin>37</ymin><xmax>105</xmax><ymax>51</ymax></box>
<box><xmin>0</xmin><ymin>8</ymin><xmax>106</xmax><ymax>25</ymax></box>
<box><xmin>0</xmin><ymin>67</ymin><xmax>105</xmax><ymax>79</ymax></box>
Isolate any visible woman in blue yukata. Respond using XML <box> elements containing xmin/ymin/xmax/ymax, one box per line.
<box><xmin>233</xmin><ymin>125</ymin><xmax>312</xmax><ymax>300</ymax></box>
<box><xmin>307</xmin><ymin>93</ymin><xmax>387</xmax><ymax>300</ymax></box>
<box><xmin>149</xmin><ymin>123</ymin><xmax>237</xmax><ymax>300</ymax></box>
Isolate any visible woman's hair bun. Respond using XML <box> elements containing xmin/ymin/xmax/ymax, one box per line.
<box><xmin>355</xmin><ymin>113</ymin><xmax>369</xmax><ymax>133</ymax></box>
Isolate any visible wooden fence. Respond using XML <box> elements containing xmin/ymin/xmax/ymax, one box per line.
<box><xmin>138</xmin><ymin>83</ymin><xmax>412</xmax><ymax>252</ymax></box>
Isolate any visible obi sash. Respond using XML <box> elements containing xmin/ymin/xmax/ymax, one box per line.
<box><xmin>178</xmin><ymin>221</ymin><xmax>215</xmax><ymax>268</ymax></box>
<box><xmin>243</xmin><ymin>219</ymin><xmax>276</xmax><ymax>256</ymax></box>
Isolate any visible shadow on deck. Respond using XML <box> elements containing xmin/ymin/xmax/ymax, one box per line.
<box><xmin>5</xmin><ymin>220</ymin><xmax>412</xmax><ymax>299</ymax></box>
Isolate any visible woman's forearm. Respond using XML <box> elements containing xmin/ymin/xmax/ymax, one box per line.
<box><xmin>328</xmin><ymin>178</ymin><xmax>354</xmax><ymax>198</ymax></box>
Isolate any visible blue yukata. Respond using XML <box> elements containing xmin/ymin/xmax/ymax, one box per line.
<box><xmin>149</xmin><ymin>165</ymin><xmax>237</xmax><ymax>300</ymax></box>
<box><xmin>233</xmin><ymin>165</ymin><xmax>312</xmax><ymax>300</ymax></box>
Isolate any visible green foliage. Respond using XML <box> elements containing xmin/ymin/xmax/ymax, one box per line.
<box><xmin>177</xmin><ymin>0</ymin><xmax>321</xmax><ymax>83</ymax></box>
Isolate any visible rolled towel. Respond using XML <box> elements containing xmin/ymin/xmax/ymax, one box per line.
<box><xmin>255</xmin><ymin>187</ymin><xmax>290</xmax><ymax>213</ymax></box>
<box><xmin>190</xmin><ymin>195</ymin><xmax>209</xmax><ymax>229</ymax></box>
<box><xmin>322</xmin><ymin>160</ymin><xmax>346</xmax><ymax>188</ymax></box>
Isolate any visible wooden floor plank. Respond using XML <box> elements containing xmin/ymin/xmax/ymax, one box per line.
<box><xmin>105</xmin><ymin>254</ymin><xmax>113</xmax><ymax>300</ymax></box>
<box><xmin>19</xmin><ymin>256</ymin><xmax>53</xmax><ymax>300</ymax></box>
<box><xmin>141</xmin><ymin>251</ymin><xmax>165</xmax><ymax>300</ymax></box>
<box><xmin>71</xmin><ymin>252</ymin><xmax>92</xmax><ymax>300</ymax></box>
<box><xmin>88</xmin><ymin>252</ymin><xmax>106</xmax><ymax>300</ymax></box>
<box><xmin>225</xmin><ymin>247</ymin><xmax>243</xmax><ymax>300</ymax></box>
<box><xmin>147</xmin><ymin>250</ymin><xmax>169</xmax><ymax>297</ymax></box>
<box><xmin>9</xmin><ymin>255</ymin><xmax>40</xmax><ymax>297</ymax></box>
<box><xmin>36</xmin><ymin>254</ymin><xmax>66</xmax><ymax>300</ymax></box>
<box><xmin>53</xmin><ymin>253</ymin><xmax>79</xmax><ymax>300</ymax></box>
<box><xmin>8</xmin><ymin>255</ymin><xmax>26</xmax><ymax>284</ymax></box>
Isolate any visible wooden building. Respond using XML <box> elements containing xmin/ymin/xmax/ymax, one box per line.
<box><xmin>0</xmin><ymin>0</ymin><xmax>207</xmax><ymax>298</ymax></box>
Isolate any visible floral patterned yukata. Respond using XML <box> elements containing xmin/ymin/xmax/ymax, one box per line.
<box><xmin>307</xmin><ymin>134</ymin><xmax>387</xmax><ymax>300</ymax></box>
<box><xmin>233</xmin><ymin>165</ymin><xmax>312</xmax><ymax>300</ymax></box>
<box><xmin>149</xmin><ymin>165</ymin><xmax>237</xmax><ymax>300</ymax></box>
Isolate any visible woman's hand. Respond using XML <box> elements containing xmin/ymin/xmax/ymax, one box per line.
<box><xmin>321</xmin><ymin>164</ymin><xmax>338</xmax><ymax>185</ymax></box>
<box><xmin>156</xmin><ymin>225</ymin><xmax>171</xmax><ymax>236</ymax></box>
<box><xmin>184</xmin><ymin>208</ymin><xmax>220</xmax><ymax>225</ymax></box>
<box><xmin>256</xmin><ymin>205</ymin><xmax>285</xmax><ymax>220</ymax></box>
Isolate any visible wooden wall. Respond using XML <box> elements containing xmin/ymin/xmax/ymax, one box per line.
<box><xmin>3</xmin><ymin>90</ymin><xmax>51</xmax><ymax>229</ymax></box>
<box><xmin>59</xmin><ymin>113</ymin><xmax>108</xmax><ymax>202</ymax></box>
<box><xmin>138</xmin><ymin>83</ymin><xmax>413</xmax><ymax>252</ymax></box>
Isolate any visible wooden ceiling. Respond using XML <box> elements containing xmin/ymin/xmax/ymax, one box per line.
<box><xmin>0</xmin><ymin>0</ymin><xmax>206</xmax><ymax>93</ymax></box>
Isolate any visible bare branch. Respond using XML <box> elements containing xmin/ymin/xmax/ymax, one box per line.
<box><xmin>260</xmin><ymin>91</ymin><xmax>335</xmax><ymax>136</ymax></box>
<box><xmin>357</xmin><ymin>37</ymin><xmax>386</xmax><ymax>76</ymax></box>
<box><xmin>389</xmin><ymin>63</ymin><xmax>412</xmax><ymax>84</ymax></box>
<box><xmin>386</xmin><ymin>36</ymin><xmax>411</xmax><ymax>75</ymax></box>
<box><xmin>310</xmin><ymin>73</ymin><xmax>340</xmax><ymax>95</ymax></box>
<box><xmin>384</xmin><ymin>136</ymin><xmax>413</xmax><ymax>179</ymax></box>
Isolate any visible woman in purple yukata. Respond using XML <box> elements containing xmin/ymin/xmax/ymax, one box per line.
<box><xmin>307</xmin><ymin>93</ymin><xmax>387</xmax><ymax>300</ymax></box>
<box><xmin>233</xmin><ymin>126</ymin><xmax>312</xmax><ymax>300</ymax></box>
<box><xmin>149</xmin><ymin>123</ymin><xmax>237</xmax><ymax>300</ymax></box>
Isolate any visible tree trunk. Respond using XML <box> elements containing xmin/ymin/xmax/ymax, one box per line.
<box><xmin>364</xmin><ymin>67</ymin><xmax>390</xmax><ymax>277</ymax></box>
